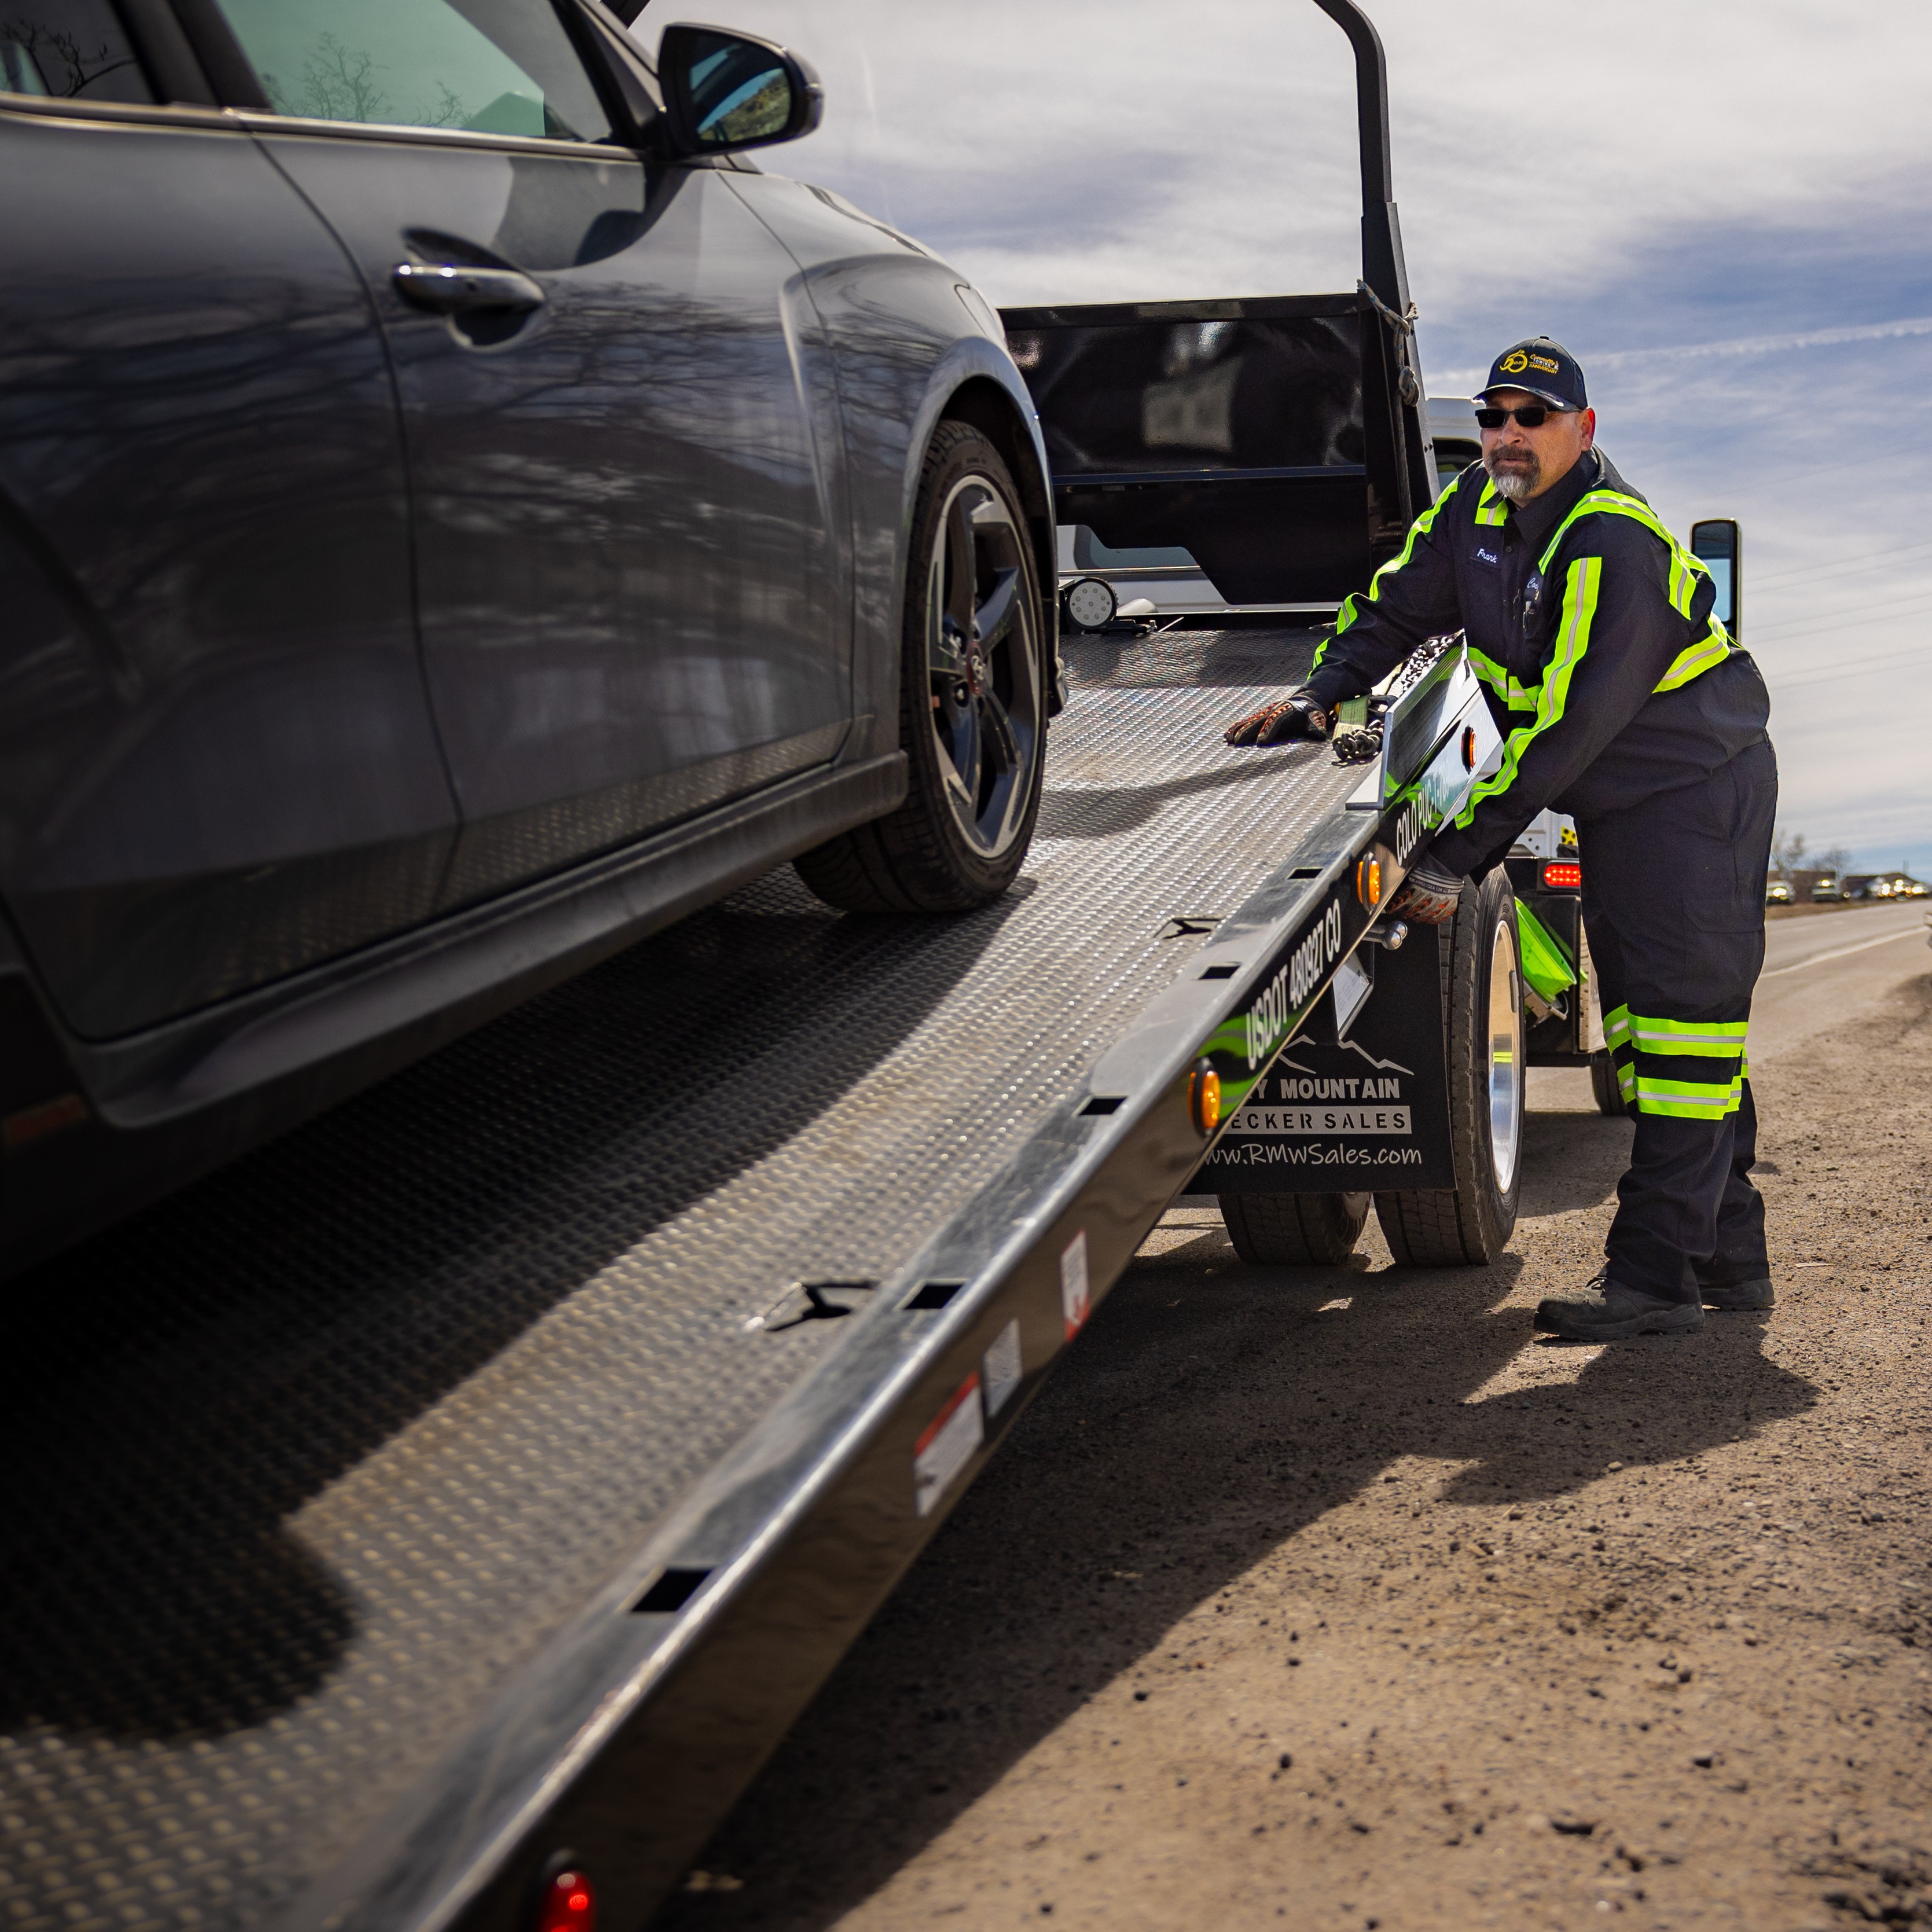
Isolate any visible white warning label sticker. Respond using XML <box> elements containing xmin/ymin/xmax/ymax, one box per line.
<box><xmin>913</xmin><ymin>1372</ymin><xmax>985</xmax><ymax>1517</ymax></box>
<box><xmin>1060</xmin><ymin>1229</ymin><xmax>1091</xmax><ymax>1339</ymax></box>
<box><xmin>982</xmin><ymin>1318</ymin><xmax>1022</xmax><ymax>1419</ymax></box>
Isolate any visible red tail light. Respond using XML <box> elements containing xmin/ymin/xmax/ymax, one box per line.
<box><xmin>1541</xmin><ymin>861</ymin><xmax>1582</xmax><ymax>891</ymax></box>
<box><xmin>537</xmin><ymin>1870</ymin><xmax>596</xmax><ymax>1932</ymax></box>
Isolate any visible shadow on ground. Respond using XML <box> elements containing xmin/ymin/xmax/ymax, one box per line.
<box><xmin>1518</xmin><ymin>1108</ymin><xmax>1632</xmax><ymax>1217</ymax></box>
<box><xmin>656</xmin><ymin>1181</ymin><xmax>1816</xmax><ymax>1929</ymax></box>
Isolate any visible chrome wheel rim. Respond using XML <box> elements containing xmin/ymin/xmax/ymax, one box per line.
<box><xmin>1487</xmin><ymin>917</ymin><xmax>1523</xmax><ymax>1193</ymax></box>
<box><xmin>925</xmin><ymin>473</ymin><xmax>1042</xmax><ymax>858</ymax></box>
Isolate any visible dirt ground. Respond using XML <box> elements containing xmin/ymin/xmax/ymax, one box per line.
<box><xmin>660</xmin><ymin>959</ymin><xmax>1932</xmax><ymax>1932</ymax></box>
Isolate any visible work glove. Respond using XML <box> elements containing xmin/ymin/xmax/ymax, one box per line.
<box><xmin>1224</xmin><ymin>688</ymin><xmax>1331</xmax><ymax>747</ymax></box>
<box><xmin>1393</xmin><ymin>856</ymin><xmax>1465</xmax><ymax>925</ymax></box>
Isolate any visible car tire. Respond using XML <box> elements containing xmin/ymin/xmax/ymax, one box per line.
<box><xmin>795</xmin><ymin>421</ymin><xmax>1048</xmax><ymax>913</ymax></box>
<box><xmin>1218</xmin><ymin>1190</ymin><xmax>1371</xmax><ymax>1266</ymax></box>
<box><xmin>1589</xmin><ymin>1048</ymin><xmax>1628</xmax><ymax>1117</ymax></box>
<box><xmin>1373</xmin><ymin>866</ymin><xmax>1523</xmax><ymax>1265</ymax></box>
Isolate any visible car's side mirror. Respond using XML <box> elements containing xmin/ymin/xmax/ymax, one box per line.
<box><xmin>657</xmin><ymin>23</ymin><xmax>824</xmax><ymax>158</ymax></box>
<box><xmin>1690</xmin><ymin>518</ymin><xmax>1741</xmax><ymax>643</ymax></box>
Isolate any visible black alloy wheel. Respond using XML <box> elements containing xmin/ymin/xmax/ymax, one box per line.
<box><xmin>924</xmin><ymin>464</ymin><xmax>1040</xmax><ymax>862</ymax></box>
<box><xmin>795</xmin><ymin>421</ymin><xmax>1048</xmax><ymax>912</ymax></box>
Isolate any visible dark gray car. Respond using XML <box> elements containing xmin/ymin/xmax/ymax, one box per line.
<box><xmin>0</xmin><ymin>0</ymin><xmax>1056</xmax><ymax>1273</ymax></box>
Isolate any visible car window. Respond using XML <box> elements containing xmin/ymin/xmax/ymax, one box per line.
<box><xmin>214</xmin><ymin>0</ymin><xmax>613</xmax><ymax>142</ymax></box>
<box><xmin>1</xmin><ymin>0</ymin><xmax>154</xmax><ymax>103</ymax></box>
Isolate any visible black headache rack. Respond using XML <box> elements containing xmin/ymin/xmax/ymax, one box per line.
<box><xmin>1002</xmin><ymin>291</ymin><xmax>1408</xmax><ymax>605</ymax></box>
<box><xmin>1002</xmin><ymin>0</ymin><xmax>1435</xmax><ymax>607</ymax></box>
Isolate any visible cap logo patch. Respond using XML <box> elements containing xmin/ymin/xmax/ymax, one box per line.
<box><xmin>1500</xmin><ymin>350</ymin><xmax>1530</xmax><ymax>374</ymax></box>
<box><xmin>1528</xmin><ymin>353</ymin><xmax>1559</xmax><ymax>373</ymax></box>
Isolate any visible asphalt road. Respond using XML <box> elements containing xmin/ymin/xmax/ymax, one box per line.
<box><xmin>661</xmin><ymin>901</ymin><xmax>1932</xmax><ymax>1932</ymax></box>
<box><xmin>1751</xmin><ymin>905</ymin><xmax>1931</xmax><ymax>1063</ymax></box>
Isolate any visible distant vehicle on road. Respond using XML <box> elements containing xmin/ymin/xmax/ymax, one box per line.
<box><xmin>1842</xmin><ymin>872</ymin><xmax>1927</xmax><ymax>900</ymax></box>
<box><xmin>0</xmin><ymin>0</ymin><xmax>1057</xmax><ymax>1273</ymax></box>
<box><xmin>1766</xmin><ymin>877</ymin><xmax>1794</xmax><ymax>905</ymax></box>
<box><xmin>1811</xmin><ymin>874</ymin><xmax>1845</xmax><ymax>901</ymax></box>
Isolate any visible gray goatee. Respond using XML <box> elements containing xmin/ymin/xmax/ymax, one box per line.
<box><xmin>1487</xmin><ymin>450</ymin><xmax>1540</xmax><ymax>503</ymax></box>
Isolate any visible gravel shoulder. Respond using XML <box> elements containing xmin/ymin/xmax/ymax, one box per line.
<box><xmin>661</xmin><ymin>956</ymin><xmax>1932</xmax><ymax>1932</ymax></box>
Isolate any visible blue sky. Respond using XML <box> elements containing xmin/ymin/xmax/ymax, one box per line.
<box><xmin>669</xmin><ymin>0</ymin><xmax>1932</xmax><ymax>876</ymax></box>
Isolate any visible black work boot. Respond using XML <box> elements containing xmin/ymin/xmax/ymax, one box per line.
<box><xmin>1534</xmin><ymin>1269</ymin><xmax>1705</xmax><ymax>1340</ymax></box>
<box><xmin>1699</xmin><ymin>1274</ymin><xmax>1775</xmax><ymax>1310</ymax></box>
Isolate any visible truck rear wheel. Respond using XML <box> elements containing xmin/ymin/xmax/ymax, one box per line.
<box><xmin>1589</xmin><ymin>1049</ymin><xmax>1628</xmax><ymax>1116</ymax></box>
<box><xmin>1373</xmin><ymin>866</ymin><xmax>1523</xmax><ymax>1265</ymax></box>
<box><xmin>795</xmin><ymin>421</ymin><xmax>1048</xmax><ymax>913</ymax></box>
<box><xmin>1219</xmin><ymin>1190</ymin><xmax>1371</xmax><ymax>1266</ymax></box>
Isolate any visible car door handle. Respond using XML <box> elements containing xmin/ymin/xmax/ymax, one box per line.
<box><xmin>391</xmin><ymin>262</ymin><xmax>545</xmax><ymax>315</ymax></box>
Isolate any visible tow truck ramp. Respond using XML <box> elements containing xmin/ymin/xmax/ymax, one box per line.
<box><xmin>1</xmin><ymin>627</ymin><xmax>1495</xmax><ymax>1932</ymax></box>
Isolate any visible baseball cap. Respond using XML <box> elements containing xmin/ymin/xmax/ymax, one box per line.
<box><xmin>1479</xmin><ymin>336</ymin><xmax>1587</xmax><ymax>411</ymax></box>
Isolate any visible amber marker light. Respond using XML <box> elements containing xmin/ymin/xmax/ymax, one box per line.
<box><xmin>1461</xmin><ymin>723</ymin><xmax>1478</xmax><ymax>770</ymax></box>
<box><xmin>1356</xmin><ymin>855</ymin><xmax>1383</xmax><ymax>908</ymax></box>
<box><xmin>536</xmin><ymin>1869</ymin><xmax>596</xmax><ymax>1932</ymax></box>
<box><xmin>1188</xmin><ymin>1059</ymin><xmax>1222</xmax><ymax>1136</ymax></box>
<box><xmin>1542</xmin><ymin>861</ymin><xmax>1582</xmax><ymax>891</ymax></box>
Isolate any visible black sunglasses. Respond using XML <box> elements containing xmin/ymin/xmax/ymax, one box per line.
<box><xmin>1475</xmin><ymin>403</ymin><xmax>1575</xmax><ymax>429</ymax></box>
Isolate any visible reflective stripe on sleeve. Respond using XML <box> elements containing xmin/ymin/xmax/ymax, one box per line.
<box><xmin>1655</xmin><ymin>620</ymin><xmax>1735</xmax><ymax>691</ymax></box>
<box><xmin>1537</xmin><ymin>487</ymin><xmax>1743</xmax><ymax>696</ymax></box>
<box><xmin>1449</xmin><ymin>553</ymin><xmax>1601</xmax><ymax>831</ymax></box>
<box><xmin>1467</xmin><ymin>649</ymin><xmax>1540</xmax><ymax>711</ymax></box>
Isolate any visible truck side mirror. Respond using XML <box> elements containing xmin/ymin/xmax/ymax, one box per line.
<box><xmin>657</xmin><ymin>23</ymin><xmax>824</xmax><ymax>158</ymax></box>
<box><xmin>1690</xmin><ymin>518</ymin><xmax>1741</xmax><ymax>644</ymax></box>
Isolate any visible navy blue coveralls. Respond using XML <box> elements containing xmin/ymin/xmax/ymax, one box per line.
<box><xmin>1302</xmin><ymin>448</ymin><xmax>1777</xmax><ymax>1302</ymax></box>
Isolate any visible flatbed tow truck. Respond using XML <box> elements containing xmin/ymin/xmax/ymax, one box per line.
<box><xmin>3</xmin><ymin>7</ymin><xmax>1648</xmax><ymax>1932</ymax></box>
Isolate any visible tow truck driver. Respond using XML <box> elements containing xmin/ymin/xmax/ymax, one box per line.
<box><xmin>1223</xmin><ymin>337</ymin><xmax>1777</xmax><ymax>1342</ymax></box>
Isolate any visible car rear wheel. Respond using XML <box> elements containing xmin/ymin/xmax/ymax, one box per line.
<box><xmin>1373</xmin><ymin>866</ymin><xmax>1524</xmax><ymax>1265</ymax></box>
<box><xmin>796</xmin><ymin>421</ymin><xmax>1048</xmax><ymax>912</ymax></box>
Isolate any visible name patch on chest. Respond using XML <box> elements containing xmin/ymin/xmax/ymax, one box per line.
<box><xmin>1473</xmin><ymin>545</ymin><xmax>1501</xmax><ymax>567</ymax></box>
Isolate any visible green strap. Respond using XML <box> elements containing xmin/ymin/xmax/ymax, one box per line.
<box><xmin>1474</xmin><ymin>476</ymin><xmax>1508</xmax><ymax>526</ymax></box>
<box><xmin>1602</xmin><ymin>1003</ymin><xmax>1632</xmax><ymax>1053</ymax></box>
<box><xmin>1313</xmin><ymin>467</ymin><xmax>1467</xmax><ymax>677</ymax></box>
<box><xmin>1450</xmin><ymin>553</ymin><xmax>1602</xmax><ymax>831</ymax></box>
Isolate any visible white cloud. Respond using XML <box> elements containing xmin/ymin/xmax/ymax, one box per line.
<box><xmin>652</xmin><ymin>0</ymin><xmax>1932</xmax><ymax>869</ymax></box>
